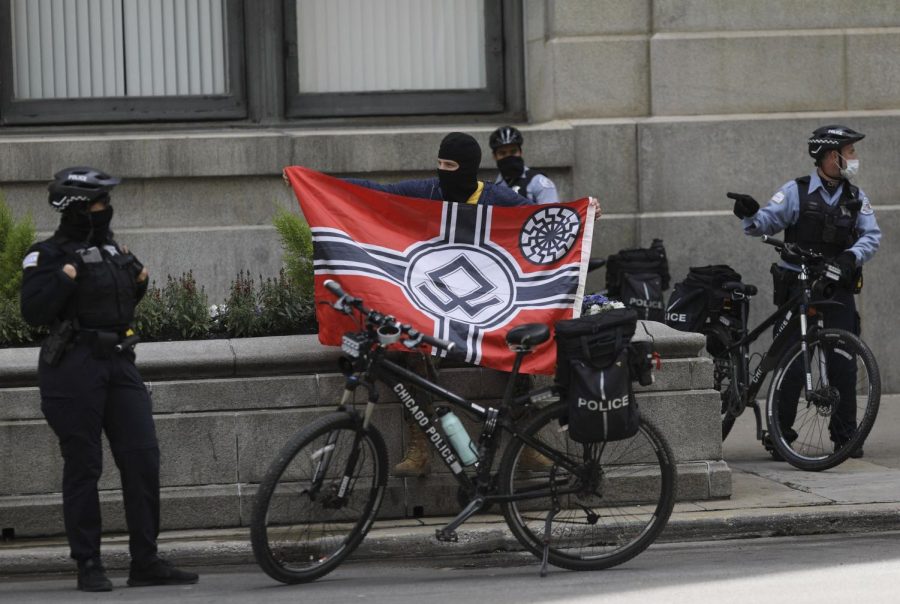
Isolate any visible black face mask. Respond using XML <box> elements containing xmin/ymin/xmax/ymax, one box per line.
<box><xmin>58</xmin><ymin>206</ymin><xmax>114</xmax><ymax>244</ymax></box>
<box><xmin>437</xmin><ymin>132</ymin><xmax>482</xmax><ymax>203</ymax></box>
<box><xmin>437</xmin><ymin>167</ymin><xmax>479</xmax><ymax>203</ymax></box>
<box><xmin>497</xmin><ymin>155</ymin><xmax>525</xmax><ymax>184</ymax></box>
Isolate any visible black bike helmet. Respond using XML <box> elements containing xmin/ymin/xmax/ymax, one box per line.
<box><xmin>807</xmin><ymin>125</ymin><xmax>865</xmax><ymax>162</ymax></box>
<box><xmin>47</xmin><ymin>166</ymin><xmax>120</xmax><ymax>213</ymax></box>
<box><xmin>489</xmin><ymin>126</ymin><xmax>524</xmax><ymax>151</ymax></box>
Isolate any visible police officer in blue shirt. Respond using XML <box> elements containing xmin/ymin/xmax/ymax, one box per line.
<box><xmin>728</xmin><ymin>125</ymin><xmax>881</xmax><ymax>459</ymax></box>
<box><xmin>489</xmin><ymin>126</ymin><xmax>559</xmax><ymax>204</ymax></box>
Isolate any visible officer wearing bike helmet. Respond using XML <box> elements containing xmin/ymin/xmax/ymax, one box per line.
<box><xmin>20</xmin><ymin>168</ymin><xmax>198</xmax><ymax>592</ymax></box>
<box><xmin>489</xmin><ymin>126</ymin><xmax>559</xmax><ymax>204</ymax></box>
<box><xmin>727</xmin><ymin>125</ymin><xmax>881</xmax><ymax>459</ymax></box>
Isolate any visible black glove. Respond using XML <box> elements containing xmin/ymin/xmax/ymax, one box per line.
<box><xmin>833</xmin><ymin>251</ymin><xmax>858</xmax><ymax>283</ymax></box>
<box><xmin>727</xmin><ymin>192</ymin><xmax>760</xmax><ymax>219</ymax></box>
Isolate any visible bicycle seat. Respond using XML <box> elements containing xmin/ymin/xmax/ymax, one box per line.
<box><xmin>506</xmin><ymin>323</ymin><xmax>550</xmax><ymax>347</ymax></box>
<box><xmin>722</xmin><ymin>281</ymin><xmax>758</xmax><ymax>296</ymax></box>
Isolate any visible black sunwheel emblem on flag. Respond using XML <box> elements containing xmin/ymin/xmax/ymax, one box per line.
<box><xmin>519</xmin><ymin>206</ymin><xmax>582</xmax><ymax>265</ymax></box>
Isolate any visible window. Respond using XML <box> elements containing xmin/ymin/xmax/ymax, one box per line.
<box><xmin>283</xmin><ymin>0</ymin><xmax>506</xmax><ymax>117</ymax></box>
<box><xmin>0</xmin><ymin>0</ymin><xmax>246</xmax><ymax>125</ymax></box>
<box><xmin>0</xmin><ymin>0</ymin><xmax>523</xmax><ymax>126</ymax></box>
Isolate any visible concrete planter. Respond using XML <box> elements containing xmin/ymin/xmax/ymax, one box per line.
<box><xmin>0</xmin><ymin>322</ymin><xmax>729</xmax><ymax>538</ymax></box>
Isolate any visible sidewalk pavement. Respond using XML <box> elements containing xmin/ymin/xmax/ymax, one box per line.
<box><xmin>3</xmin><ymin>395</ymin><xmax>899</xmax><ymax>578</ymax></box>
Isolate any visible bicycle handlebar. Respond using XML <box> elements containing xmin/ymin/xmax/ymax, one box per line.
<box><xmin>761</xmin><ymin>235</ymin><xmax>828</xmax><ymax>264</ymax></box>
<box><xmin>323</xmin><ymin>279</ymin><xmax>456</xmax><ymax>352</ymax></box>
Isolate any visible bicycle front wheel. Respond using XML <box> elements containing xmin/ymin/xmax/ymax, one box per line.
<box><xmin>499</xmin><ymin>402</ymin><xmax>676</xmax><ymax>571</ymax></box>
<box><xmin>767</xmin><ymin>328</ymin><xmax>880</xmax><ymax>471</ymax></box>
<box><xmin>250</xmin><ymin>412</ymin><xmax>388</xmax><ymax>584</ymax></box>
<box><xmin>715</xmin><ymin>352</ymin><xmax>742</xmax><ymax>441</ymax></box>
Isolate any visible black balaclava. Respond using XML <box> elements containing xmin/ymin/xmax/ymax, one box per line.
<box><xmin>497</xmin><ymin>155</ymin><xmax>525</xmax><ymax>185</ymax></box>
<box><xmin>437</xmin><ymin>132</ymin><xmax>482</xmax><ymax>203</ymax></box>
<box><xmin>58</xmin><ymin>203</ymin><xmax>114</xmax><ymax>244</ymax></box>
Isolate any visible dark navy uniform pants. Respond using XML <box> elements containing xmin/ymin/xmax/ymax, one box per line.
<box><xmin>39</xmin><ymin>343</ymin><xmax>160</xmax><ymax>564</ymax></box>
<box><xmin>774</xmin><ymin>287</ymin><xmax>860</xmax><ymax>445</ymax></box>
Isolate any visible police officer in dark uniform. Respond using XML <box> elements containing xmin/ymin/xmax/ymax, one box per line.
<box><xmin>489</xmin><ymin>126</ymin><xmax>559</xmax><ymax>204</ymax></box>
<box><xmin>20</xmin><ymin>167</ymin><xmax>198</xmax><ymax>592</ymax></box>
<box><xmin>728</xmin><ymin>125</ymin><xmax>881</xmax><ymax>459</ymax></box>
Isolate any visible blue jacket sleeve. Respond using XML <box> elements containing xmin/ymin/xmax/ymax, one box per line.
<box><xmin>480</xmin><ymin>182</ymin><xmax>537</xmax><ymax>206</ymax></box>
<box><xmin>849</xmin><ymin>188</ymin><xmax>881</xmax><ymax>265</ymax></box>
<box><xmin>741</xmin><ymin>180</ymin><xmax>799</xmax><ymax>237</ymax></box>
<box><xmin>343</xmin><ymin>178</ymin><xmax>440</xmax><ymax>200</ymax></box>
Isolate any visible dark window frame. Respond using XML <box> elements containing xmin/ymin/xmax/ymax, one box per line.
<box><xmin>282</xmin><ymin>0</ymin><xmax>510</xmax><ymax>118</ymax></box>
<box><xmin>0</xmin><ymin>0</ymin><xmax>247</xmax><ymax>126</ymax></box>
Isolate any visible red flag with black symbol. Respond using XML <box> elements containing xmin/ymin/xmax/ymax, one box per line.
<box><xmin>283</xmin><ymin>166</ymin><xmax>593</xmax><ymax>374</ymax></box>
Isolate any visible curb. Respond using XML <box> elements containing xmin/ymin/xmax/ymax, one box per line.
<box><xmin>3</xmin><ymin>503</ymin><xmax>899</xmax><ymax>577</ymax></box>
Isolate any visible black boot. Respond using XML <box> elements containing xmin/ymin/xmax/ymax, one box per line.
<box><xmin>77</xmin><ymin>558</ymin><xmax>113</xmax><ymax>592</ymax></box>
<box><xmin>127</xmin><ymin>558</ymin><xmax>199</xmax><ymax>587</ymax></box>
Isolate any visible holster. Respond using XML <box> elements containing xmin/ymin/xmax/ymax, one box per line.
<box><xmin>39</xmin><ymin>320</ymin><xmax>76</xmax><ymax>367</ymax></box>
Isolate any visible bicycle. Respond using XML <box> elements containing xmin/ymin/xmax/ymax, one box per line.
<box><xmin>250</xmin><ymin>279</ymin><xmax>677</xmax><ymax>583</ymax></box>
<box><xmin>710</xmin><ymin>235</ymin><xmax>880</xmax><ymax>471</ymax></box>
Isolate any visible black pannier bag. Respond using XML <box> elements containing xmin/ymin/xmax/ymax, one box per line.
<box><xmin>665</xmin><ymin>265</ymin><xmax>742</xmax><ymax>333</ymax></box>
<box><xmin>605</xmin><ymin>239</ymin><xmax>670</xmax><ymax>322</ymax></box>
<box><xmin>554</xmin><ymin>309</ymin><xmax>643</xmax><ymax>442</ymax></box>
<box><xmin>566</xmin><ymin>349</ymin><xmax>638</xmax><ymax>443</ymax></box>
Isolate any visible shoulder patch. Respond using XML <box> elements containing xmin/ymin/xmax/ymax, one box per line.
<box><xmin>771</xmin><ymin>191</ymin><xmax>786</xmax><ymax>205</ymax></box>
<box><xmin>22</xmin><ymin>251</ymin><xmax>39</xmax><ymax>269</ymax></box>
<box><xmin>861</xmin><ymin>200</ymin><xmax>874</xmax><ymax>215</ymax></box>
<box><xmin>536</xmin><ymin>175</ymin><xmax>554</xmax><ymax>188</ymax></box>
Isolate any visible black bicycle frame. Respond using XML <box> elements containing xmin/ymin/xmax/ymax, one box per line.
<box><xmin>723</xmin><ymin>265</ymin><xmax>844</xmax><ymax>438</ymax></box>
<box><xmin>348</xmin><ymin>351</ymin><xmax>585</xmax><ymax>506</ymax></box>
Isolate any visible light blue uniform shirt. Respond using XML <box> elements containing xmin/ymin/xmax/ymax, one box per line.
<box><xmin>742</xmin><ymin>171</ymin><xmax>881</xmax><ymax>269</ymax></box>
<box><xmin>494</xmin><ymin>166</ymin><xmax>559</xmax><ymax>204</ymax></box>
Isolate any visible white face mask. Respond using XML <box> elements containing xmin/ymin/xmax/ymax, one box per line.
<box><xmin>839</xmin><ymin>156</ymin><xmax>860</xmax><ymax>180</ymax></box>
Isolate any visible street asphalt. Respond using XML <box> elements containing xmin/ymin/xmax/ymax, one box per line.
<box><xmin>2</xmin><ymin>394</ymin><xmax>898</xmax><ymax>579</ymax></box>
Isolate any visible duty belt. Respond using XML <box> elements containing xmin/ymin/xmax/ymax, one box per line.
<box><xmin>74</xmin><ymin>328</ymin><xmax>141</xmax><ymax>355</ymax></box>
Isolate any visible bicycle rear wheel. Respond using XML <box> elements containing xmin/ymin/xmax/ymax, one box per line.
<box><xmin>767</xmin><ymin>328</ymin><xmax>880</xmax><ymax>471</ymax></box>
<box><xmin>250</xmin><ymin>412</ymin><xmax>388</xmax><ymax>583</ymax></box>
<box><xmin>499</xmin><ymin>402</ymin><xmax>676</xmax><ymax>571</ymax></box>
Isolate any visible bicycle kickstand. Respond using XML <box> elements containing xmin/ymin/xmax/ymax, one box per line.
<box><xmin>540</xmin><ymin>466</ymin><xmax>561</xmax><ymax>577</ymax></box>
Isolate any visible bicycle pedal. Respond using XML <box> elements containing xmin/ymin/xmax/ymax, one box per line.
<box><xmin>435</xmin><ymin>528</ymin><xmax>458</xmax><ymax>543</ymax></box>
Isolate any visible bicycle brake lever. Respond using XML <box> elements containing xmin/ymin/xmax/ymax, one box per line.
<box><xmin>403</xmin><ymin>329</ymin><xmax>425</xmax><ymax>349</ymax></box>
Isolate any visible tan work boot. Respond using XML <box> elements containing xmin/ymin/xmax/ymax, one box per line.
<box><xmin>519</xmin><ymin>446</ymin><xmax>553</xmax><ymax>471</ymax></box>
<box><xmin>394</xmin><ymin>420</ymin><xmax>432</xmax><ymax>477</ymax></box>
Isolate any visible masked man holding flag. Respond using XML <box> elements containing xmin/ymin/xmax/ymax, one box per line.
<box><xmin>342</xmin><ymin>132</ymin><xmax>603</xmax><ymax>477</ymax></box>
<box><xmin>346</xmin><ymin>132</ymin><xmax>530</xmax><ymax>207</ymax></box>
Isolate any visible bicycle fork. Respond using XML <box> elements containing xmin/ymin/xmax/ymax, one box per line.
<box><xmin>308</xmin><ymin>388</ymin><xmax>376</xmax><ymax>506</ymax></box>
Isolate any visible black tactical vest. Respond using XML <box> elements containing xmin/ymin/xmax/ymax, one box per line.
<box><xmin>54</xmin><ymin>236</ymin><xmax>141</xmax><ymax>329</ymax></box>
<box><xmin>784</xmin><ymin>176</ymin><xmax>860</xmax><ymax>258</ymax></box>
<box><xmin>508</xmin><ymin>169</ymin><xmax>544</xmax><ymax>199</ymax></box>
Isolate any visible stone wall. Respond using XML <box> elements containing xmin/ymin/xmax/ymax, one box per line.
<box><xmin>0</xmin><ymin>322</ymin><xmax>728</xmax><ymax>538</ymax></box>
<box><xmin>1</xmin><ymin>0</ymin><xmax>898</xmax><ymax>388</ymax></box>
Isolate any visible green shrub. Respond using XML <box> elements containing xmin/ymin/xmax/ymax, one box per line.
<box><xmin>0</xmin><ymin>297</ymin><xmax>37</xmax><ymax>346</ymax></box>
<box><xmin>0</xmin><ymin>190</ymin><xmax>38</xmax><ymax>346</ymax></box>
<box><xmin>273</xmin><ymin>208</ymin><xmax>314</xmax><ymax>300</ymax></box>
<box><xmin>213</xmin><ymin>270</ymin><xmax>317</xmax><ymax>339</ymax></box>
<box><xmin>0</xmin><ymin>191</ymin><xmax>36</xmax><ymax>302</ymax></box>
<box><xmin>134</xmin><ymin>272</ymin><xmax>210</xmax><ymax>341</ymax></box>
<box><xmin>257</xmin><ymin>269</ymin><xmax>316</xmax><ymax>336</ymax></box>
<box><xmin>219</xmin><ymin>271</ymin><xmax>260</xmax><ymax>338</ymax></box>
